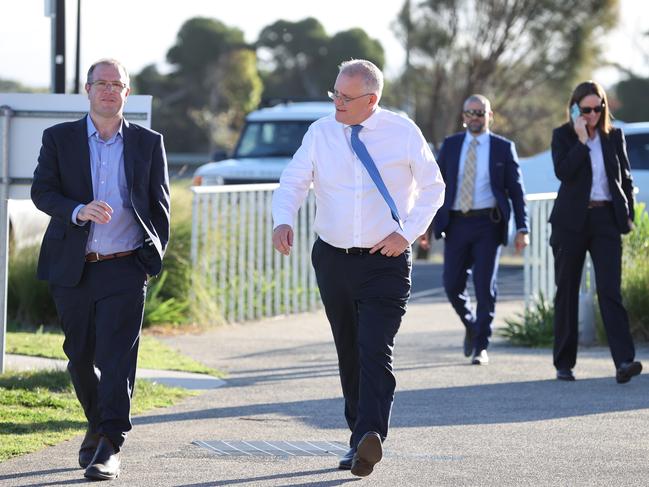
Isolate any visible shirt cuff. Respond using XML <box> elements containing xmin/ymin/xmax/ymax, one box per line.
<box><xmin>71</xmin><ymin>204</ymin><xmax>86</xmax><ymax>226</ymax></box>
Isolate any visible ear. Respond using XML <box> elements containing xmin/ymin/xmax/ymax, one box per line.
<box><xmin>85</xmin><ymin>83</ymin><xmax>91</xmax><ymax>95</ymax></box>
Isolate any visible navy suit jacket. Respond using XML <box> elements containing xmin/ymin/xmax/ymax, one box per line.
<box><xmin>549</xmin><ymin>123</ymin><xmax>634</xmax><ymax>234</ymax></box>
<box><xmin>31</xmin><ymin>116</ymin><xmax>170</xmax><ymax>287</ymax></box>
<box><xmin>432</xmin><ymin>132</ymin><xmax>528</xmax><ymax>245</ymax></box>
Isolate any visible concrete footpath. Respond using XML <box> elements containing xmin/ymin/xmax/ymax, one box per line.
<box><xmin>0</xmin><ymin>299</ymin><xmax>648</xmax><ymax>486</ymax></box>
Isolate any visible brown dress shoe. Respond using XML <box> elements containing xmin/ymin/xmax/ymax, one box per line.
<box><xmin>351</xmin><ymin>431</ymin><xmax>383</xmax><ymax>477</ymax></box>
<box><xmin>84</xmin><ymin>437</ymin><xmax>121</xmax><ymax>480</ymax></box>
<box><xmin>79</xmin><ymin>429</ymin><xmax>100</xmax><ymax>468</ymax></box>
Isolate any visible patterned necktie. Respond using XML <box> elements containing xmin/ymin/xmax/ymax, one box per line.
<box><xmin>458</xmin><ymin>137</ymin><xmax>479</xmax><ymax>213</ymax></box>
<box><xmin>350</xmin><ymin>124</ymin><xmax>403</xmax><ymax>229</ymax></box>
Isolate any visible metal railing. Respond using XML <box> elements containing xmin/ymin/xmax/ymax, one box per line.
<box><xmin>190</xmin><ymin>183</ymin><xmax>320</xmax><ymax>323</ymax></box>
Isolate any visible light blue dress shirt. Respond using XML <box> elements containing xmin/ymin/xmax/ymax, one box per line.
<box><xmin>71</xmin><ymin>116</ymin><xmax>143</xmax><ymax>255</ymax></box>
<box><xmin>453</xmin><ymin>130</ymin><xmax>496</xmax><ymax>211</ymax></box>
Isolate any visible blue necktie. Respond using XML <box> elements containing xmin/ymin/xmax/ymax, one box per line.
<box><xmin>350</xmin><ymin>124</ymin><xmax>403</xmax><ymax>229</ymax></box>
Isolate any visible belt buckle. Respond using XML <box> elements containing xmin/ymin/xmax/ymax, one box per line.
<box><xmin>345</xmin><ymin>248</ymin><xmax>350</xmax><ymax>254</ymax></box>
<box><xmin>92</xmin><ymin>252</ymin><xmax>100</xmax><ymax>262</ymax></box>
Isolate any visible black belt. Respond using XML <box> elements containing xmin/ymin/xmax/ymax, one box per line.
<box><xmin>450</xmin><ymin>208</ymin><xmax>495</xmax><ymax>218</ymax></box>
<box><xmin>85</xmin><ymin>250</ymin><xmax>135</xmax><ymax>263</ymax></box>
<box><xmin>588</xmin><ymin>200</ymin><xmax>611</xmax><ymax>209</ymax></box>
<box><xmin>319</xmin><ymin>239</ymin><xmax>373</xmax><ymax>255</ymax></box>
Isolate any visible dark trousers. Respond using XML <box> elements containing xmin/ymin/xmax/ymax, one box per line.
<box><xmin>551</xmin><ymin>206</ymin><xmax>635</xmax><ymax>370</ymax></box>
<box><xmin>443</xmin><ymin>214</ymin><xmax>502</xmax><ymax>352</ymax></box>
<box><xmin>312</xmin><ymin>238</ymin><xmax>411</xmax><ymax>448</ymax></box>
<box><xmin>49</xmin><ymin>255</ymin><xmax>147</xmax><ymax>450</ymax></box>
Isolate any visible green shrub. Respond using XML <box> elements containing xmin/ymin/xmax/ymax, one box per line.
<box><xmin>7</xmin><ymin>245</ymin><xmax>58</xmax><ymax>328</ymax></box>
<box><xmin>499</xmin><ymin>293</ymin><xmax>554</xmax><ymax>347</ymax></box>
<box><xmin>7</xmin><ymin>180</ymin><xmax>196</xmax><ymax>329</ymax></box>
<box><xmin>622</xmin><ymin>203</ymin><xmax>649</xmax><ymax>340</ymax></box>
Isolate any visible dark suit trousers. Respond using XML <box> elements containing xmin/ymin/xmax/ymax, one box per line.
<box><xmin>49</xmin><ymin>255</ymin><xmax>147</xmax><ymax>450</ymax></box>
<box><xmin>312</xmin><ymin>238</ymin><xmax>411</xmax><ymax>448</ymax></box>
<box><xmin>551</xmin><ymin>206</ymin><xmax>635</xmax><ymax>370</ymax></box>
<box><xmin>442</xmin><ymin>214</ymin><xmax>502</xmax><ymax>352</ymax></box>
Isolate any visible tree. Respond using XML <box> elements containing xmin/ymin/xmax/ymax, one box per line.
<box><xmin>392</xmin><ymin>0</ymin><xmax>620</xmax><ymax>155</ymax></box>
<box><xmin>257</xmin><ymin>18</ymin><xmax>385</xmax><ymax>100</ymax></box>
<box><xmin>612</xmin><ymin>31</ymin><xmax>649</xmax><ymax>123</ymax></box>
<box><xmin>614</xmin><ymin>77</ymin><xmax>649</xmax><ymax>122</ymax></box>
<box><xmin>133</xmin><ymin>17</ymin><xmax>262</xmax><ymax>153</ymax></box>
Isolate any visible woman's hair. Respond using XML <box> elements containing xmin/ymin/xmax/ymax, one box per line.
<box><xmin>567</xmin><ymin>80</ymin><xmax>611</xmax><ymax>134</ymax></box>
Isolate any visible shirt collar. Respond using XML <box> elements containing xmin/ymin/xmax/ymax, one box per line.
<box><xmin>86</xmin><ymin>114</ymin><xmax>123</xmax><ymax>142</ymax></box>
<box><xmin>344</xmin><ymin>106</ymin><xmax>382</xmax><ymax>131</ymax></box>
<box><xmin>465</xmin><ymin>129</ymin><xmax>490</xmax><ymax>144</ymax></box>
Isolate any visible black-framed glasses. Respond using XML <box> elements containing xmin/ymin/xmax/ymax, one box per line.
<box><xmin>327</xmin><ymin>90</ymin><xmax>373</xmax><ymax>105</ymax></box>
<box><xmin>90</xmin><ymin>80</ymin><xmax>128</xmax><ymax>92</ymax></box>
<box><xmin>463</xmin><ymin>109</ymin><xmax>486</xmax><ymax>118</ymax></box>
<box><xmin>579</xmin><ymin>105</ymin><xmax>604</xmax><ymax>114</ymax></box>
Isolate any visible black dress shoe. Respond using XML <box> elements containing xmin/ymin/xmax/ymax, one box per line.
<box><xmin>471</xmin><ymin>349</ymin><xmax>488</xmax><ymax>365</ymax></box>
<box><xmin>338</xmin><ymin>447</ymin><xmax>355</xmax><ymax>470</ymax></box>
<box><xmin>351</xmin><ymin>431</ymin><xmax>382</xmax><ymax>477</ymax></box>
<box><xmin>84</xmin><ymin>437</ymin><xmax>121</xmax><ymax>480</ymax></box>
<box><xmin>78</xmin><ymin>429</ymin><xmax>100</xmax><ymax>469</ymax></box>
<box><xmin>556</xmin><ymin>369</ymin><xmax>575</xmax><ymax>381</ymax></box>
<box><xmin>463</xmin><ymin>326</ymin><xmax>475</xmax><ymax>357</ymax></box>
<box><xmin>616</xmin><ymin>361</ymin><xmax>642</xmax><ymax>384</ymax></box>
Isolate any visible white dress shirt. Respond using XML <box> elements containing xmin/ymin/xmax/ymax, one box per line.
<box><xmin>452</xmin><ymin>130</ymin><xmax>496</xmax><ymax>210</ymax></box>
<box><xmin>272</xmin><ymin>107</ymin><xmax>445</xmax><ymax>248</ymax></box>
<box><xmin>586</xmin><ymin>132</ymin><xmax>612</xmax><ymax>201</ymax></box>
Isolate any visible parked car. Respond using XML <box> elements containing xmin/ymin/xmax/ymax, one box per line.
<box><xmin>519</xmin><ymin>121</ymin><xmax>649</xmax><ymax>205</ymax></box>
<box><xmin>192</xmin><ymin>101</ymin><xmax>334</xmax><ymax>186</ymax></box>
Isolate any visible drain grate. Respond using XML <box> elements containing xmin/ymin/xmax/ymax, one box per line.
<box><xmin>193</xmin><ymin>440</ymin><xmax>348</xmax><ymax>457</ymax></box>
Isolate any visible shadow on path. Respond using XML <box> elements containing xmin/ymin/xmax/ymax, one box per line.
<box><xmin>135</xmin><ymin>376</ymin><xmax>649</xmax><ymax>429</ymax></box>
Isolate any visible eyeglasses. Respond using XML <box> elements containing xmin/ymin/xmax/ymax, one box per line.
<box><xmin>463</xmin><ymin>109</ymin><xmax>486</xmax><ymax>118</ymax></box>
<box><xmin>90</xmin><ymin>80</ymin><xmax>128</xmax><ymax>92</ymax></box>
<box><xmin>327</xmin><ymin>90</ymin><xmax>373</xmax><ymax>105</ymax></box>
<box><xmin>579</xmin><ymin>105</ymin><xmax>603</xmax><ymax>114</ymax></box>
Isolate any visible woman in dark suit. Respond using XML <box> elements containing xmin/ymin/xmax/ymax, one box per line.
<box><xmin>550</xmin><ymin>80</ymin><xmax>641</xmax><ymax>383</ymax></box>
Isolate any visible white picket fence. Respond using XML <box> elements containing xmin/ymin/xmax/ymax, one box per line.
<box><xmin>190</xmin><ymin>183</ymin><xmax>320</xmax><ymax>323</ymax></box>
<box><xmin>523</xmin><ymin>192</ymin><xmax>596</xmax><ymax>343</ymax></box>
<box><xmin>523</xmin><ymin>193</ymin><xmax>557</xmax><ymax>308</ymax></box>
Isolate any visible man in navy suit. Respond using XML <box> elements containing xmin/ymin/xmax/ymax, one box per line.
<box><xmin>422</xmin><ymin>94</ymin><xmax>528</xmax><ymax>364</ymax></box>
<box><xmin>31</xmin><ymin>58</ymin><xmax>170</xmax><ymax>480</ymax></box>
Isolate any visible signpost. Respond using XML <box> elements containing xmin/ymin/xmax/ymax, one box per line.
<box><xmin>0</xmin><ymin>93</ymin><xmax>152</xmax><ymax>373</ymax></box>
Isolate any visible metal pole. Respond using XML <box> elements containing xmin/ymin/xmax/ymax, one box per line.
<box><xmin>0</xmin><ymin>105</ymin><xmax>14</xmax><ymax>374</ymax></box>
<box><xmin>74</xmin><ymin>0</ymin><xmax>81</xmax><ymax>94</ymax></box>
<box><xmin>53</xmin><ymin>0</ymin><xmax>66</xmax><ymax>93</ymax></box>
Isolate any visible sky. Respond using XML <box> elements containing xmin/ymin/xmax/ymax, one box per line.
<box><xmin>1</xmin><ymin>0</ymin><xmax>648</xmax><ymax>91</ymax></box>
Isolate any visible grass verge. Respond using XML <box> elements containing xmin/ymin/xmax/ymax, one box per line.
<box><xmin>6</xmin><ymin>331</ymin><xmax>222</xmax><ymax>377</ymax></box>
<box><xmin>0</xmin><ymin>369</ymin><xmax>195</xmax><ymax>462</ymax></box>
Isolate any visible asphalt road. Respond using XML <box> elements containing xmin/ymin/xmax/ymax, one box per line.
<box><xmin>411</xmin><ymin>261</ymin><xmax>524</xmax><ymax>303</ymax></box>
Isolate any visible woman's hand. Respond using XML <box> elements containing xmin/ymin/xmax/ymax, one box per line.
<box><xmin>574</xmin><ymin>116</ymin><xmax>589</xmax><ymax>144</ymax></box>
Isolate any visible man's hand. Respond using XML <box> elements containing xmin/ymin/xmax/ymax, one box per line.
<box><xmin>77</xmin><ymin>200</ymin><xmax>113</xmax><ymax>224</ymax></box>
<box><xmin>418</xmin><ymin>233</ymin><xmax>431</xmax><ymax>251</ymax></box>
<box><xmin>370</xmin><ymin>232</ymin><xmax>410</xmax><ymax>257</ymax></box>
<box><xmin>273</xmin><ymin>224</ymin><xmax>294</xmax><ymax>255</ymax></box>
<box><xmin>514</xmin><ymin>231</ymin><xmax>530</xmax><ymax>255</ymax></box>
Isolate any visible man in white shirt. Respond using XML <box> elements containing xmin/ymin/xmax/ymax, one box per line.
<box><xmin>272</xmin><ymin>59</ymin><xmax>445</xmax><ymax>478</ymax></box>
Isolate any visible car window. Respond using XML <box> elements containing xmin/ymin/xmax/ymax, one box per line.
<box><xmin>626</xmin><ymin>133</ymin><xmax>649</xmax><ymax>170</ymax></box>
<box><xmin>235</xmin><ymin>121</ymin><xmax>313</xmax><ymax>158</ymax></box>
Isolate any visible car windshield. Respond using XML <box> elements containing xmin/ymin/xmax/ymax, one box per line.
<box><xmin>626</xmin><ymin>133</ymin><xmax>649</xmax><ymax>170</ymax></box>
<box><xmin>234</xmin><ymin>121</ymin><xmax>313</xmax><ymax>158</ymax></box>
